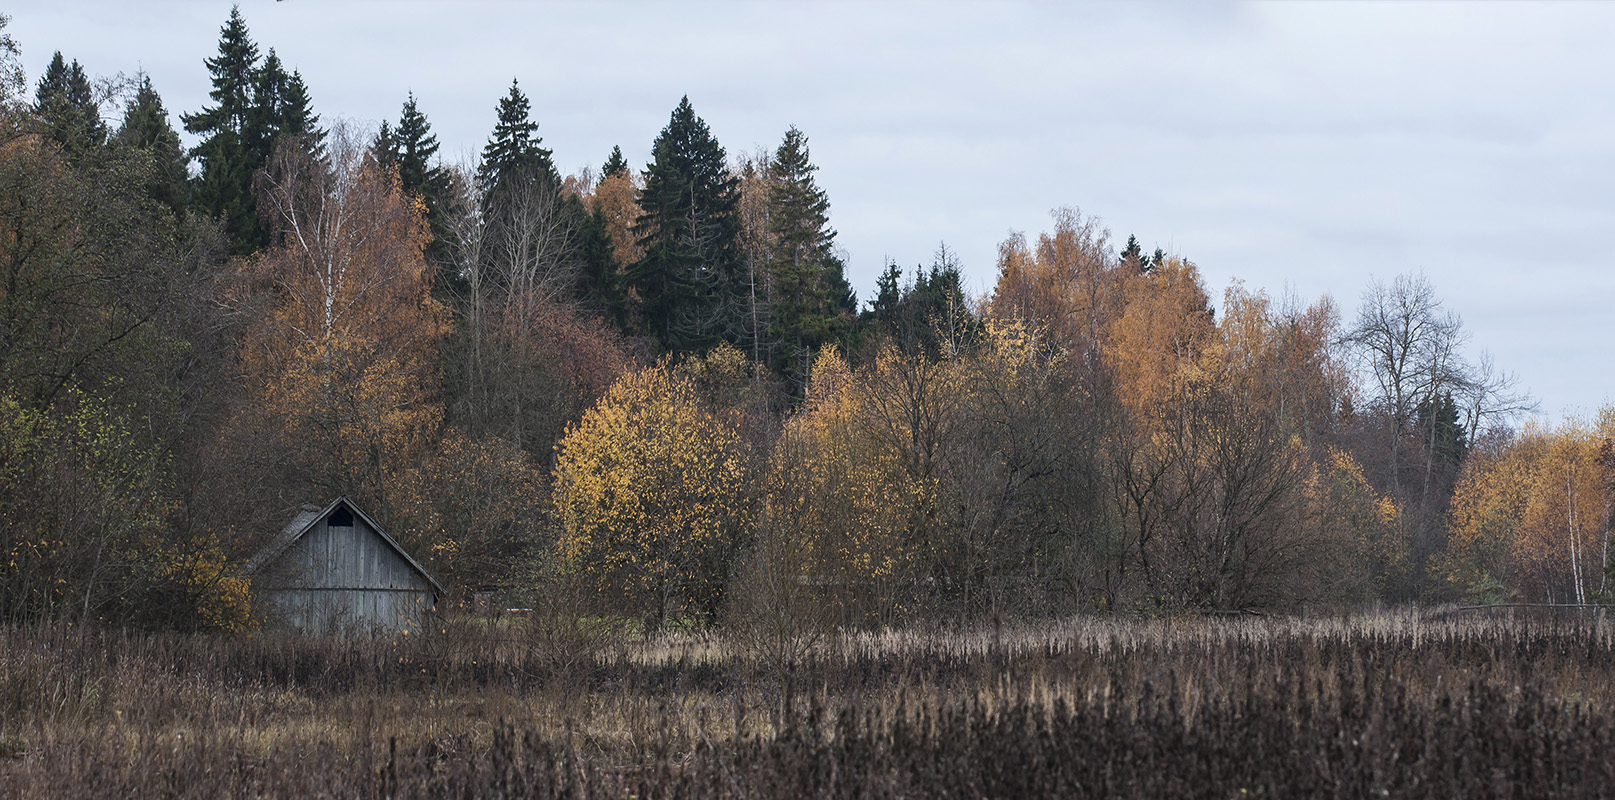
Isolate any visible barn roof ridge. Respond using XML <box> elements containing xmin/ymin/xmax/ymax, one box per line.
<box><xmin>245</xmin><ymin>496</ymin><xmax>447</xmax><ymax>598</ymax></box>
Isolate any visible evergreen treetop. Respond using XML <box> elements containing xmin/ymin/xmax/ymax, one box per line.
<box><xmin>182</xmin><ymin>5</ymin><xmax>257</xmax><ymax>139</ymax></box>
<box><xmin>763</xmin><ymin>126</ymin><xmax>853</xmax><ymax>391</ymax></box>
<box><xmin>378</xmin><ymin>92</ymin><xmax>455</xmax><ymax>278</ymax></box>
<box><xmin>477</xmin><ymin>79</ymin><xmax>556</xmax><ymax>194</ymax></box>
<box><xmin>247</xmin><ymin>50</ymin><xmax>321</xmax><ymax>161</ymax></box>
<box><xmin>35</xmin><ymin>51</ymin><xmax>105</xmax><ymax>157</ymax></box>
<box><xmin>116</xmin><ymin>73</ymin><xmax>189</xmax><ymax>214</ymax></box>
<box><xmin>601</xmin><ymin>145</ymin><xmax>628</xmax><ymax>179</ymax></box>
<box><xmin>392</xmin><ymin>92</ymin><xmax>441</xmax><ymax>195</ymax></box>
<box><xmin>629</xmin><ymin>96</ymin><xmax>743</xmax><ymax>352</ymax></box>
<box><xmin>767</xmin><ymin>126</ymin><xmax>834</xmax><ymax>270</ymax></box>
<box><xmin>182</xmin><ymin>6</ymin><xmax>321</xmax><ymax>256</ymax></box>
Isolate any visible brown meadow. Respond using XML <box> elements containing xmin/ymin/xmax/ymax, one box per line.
<box><xmin>4</xmin><ymin>609</ymin><xmax>1615</xmax><ymax>797</ymax></box>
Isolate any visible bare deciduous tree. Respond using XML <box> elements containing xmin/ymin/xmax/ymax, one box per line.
<box><xmin>1347</xmin><ymin>273</ymin><xmax>1470</xmax><ymax>497</ymax></box>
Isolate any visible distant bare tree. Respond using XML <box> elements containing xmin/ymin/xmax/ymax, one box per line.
<box><xmin>1347</xmin><ymin>273</ymin><xmax>1471</xmax><ymax>497</ymax></box>
<box><xmin>1461</xmin><ymin>350</ymin><xmax>1537</xmax><ymax>443</ymax></box>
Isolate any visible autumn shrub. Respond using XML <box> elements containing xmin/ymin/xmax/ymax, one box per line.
<box><xmin>387</xmin><ymin>428</ymin><xmax>549</xmax><ymax>592</ymax></box>
<box><xmin>552</xmin><ymin>354</ymin><xmax>755</xmax><ymax>631</ymax></box>
<box><xmin>0</xmin><ymin>392</ymin><xmax>247</xmax><ymax>631</ymax></box>
<box><xmin>758</xmin><ymin>346</ymin><xmax>934</xmax><ymax>626</ymax></box>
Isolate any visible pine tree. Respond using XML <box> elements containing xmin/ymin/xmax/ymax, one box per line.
<box><xmin>182</xmin><ymin>5</ymin><xmax>261</xmax><ymax>255</ymax></box>
<box><xmin>575</xmin><ymin>205</ymin><xmax>629</xmax><ymax>327</ymax></box>
<box><xmin>477</xmin><ymin>79</ymin><xmax>557</xmax><ymax>200</ymax></box>
<box><xmin>1120</xmin><ymin>234</ymin><xmax>1144</xmax><ymax>271</ymax></box>
<box><xmin>115</xmin><ymin>74</ymin><xmax>189</xmax><ymax>214</ymax></box>
<box><xmin>379</xmin><ymin>93</ymin><xmax>455</xmax><ymax>284</ymax></box>
<box><xmin>764</xmin><ymin>126</ymin><xmax>850</xmax><ymax>390</ymax></box>
<box><xmin>247</xmin><ymin>50</ymin><xmax>322</xmax><ymax>164</ymax></box>
<box><xmin>601</xmin><ymin>145</ymin><xmax>628</xmax><ymax>179</ymax></box>
<box><xmin>629</xmin><ymin>96</ymin><xmax>742</xmax><ymax>353</ymax></box>
<box><xmin>34</xmin><ymin>52</ymin><xmax>105</xmax><ymax>159</ymax></box>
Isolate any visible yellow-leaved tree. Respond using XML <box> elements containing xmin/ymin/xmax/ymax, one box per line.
<box><xmin>758</xmin><ymin>346</ymin><xmax>938</xmax><ymax>624</ymax></box>
<box><xmin>1442</xmin><ymin>431</ymin><xmax>1542</xmax><ymax>602</ymax></box>
<box><xmin>1443</xmin><ymin>411</ymin><xmax>1615</xmax><ymax>604</ymax></box>
<box><xmin>1515</xmin><ymin>418</ymin><xmax>1609</xmax><ymax>603</ymax></box>
<box><xmin>552</xmin><ymin>350</ymin><xmax>753</xmax><ymax>631</ymax></box>
<box><xmin>1305</xmin><ymin>447</ymin><xmax>1411</xmax><ymax>603</ymax></box>
<box><xmin>243</xmin><ymin>123</ymin><xmax>446</xmax><ymax>511</ymax></box>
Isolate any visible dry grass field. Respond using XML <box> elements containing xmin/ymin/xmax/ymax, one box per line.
<box><xmin>4</xmin><ymin>609</ymin><xmax>1615</xmax><ymax>797</ymax></box>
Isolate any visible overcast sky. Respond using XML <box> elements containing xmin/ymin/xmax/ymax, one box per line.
<box><xmin>8</xmin><ymin>1</ymin><xmax>1612</xmax><ymax>421</ymax></box>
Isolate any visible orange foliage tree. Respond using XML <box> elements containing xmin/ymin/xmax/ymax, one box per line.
<box><xmin>988</xmin><ymin>207</ymin><xmax>1122</xmax><ymax>371</ymax></box>
<box><xmin>1444</xmin><ymin>412</ymin><xmax>1615</xmax><ymax>603</ymax></box>
<box><xmin>245</xmin><ymin>122</ymin><xmax>446</xmax><ymax>512</ymax></box>
<box><xmin>1104</xmin><ymin>255</ymin><xmax>1216</xmax><ymax>417</ymax></box>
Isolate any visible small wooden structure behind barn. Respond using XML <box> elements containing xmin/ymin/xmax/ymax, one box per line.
<box><xmin>246</xmin><ymin>497</ymin><xmax>444</xmax><ymax>634</ymax></box>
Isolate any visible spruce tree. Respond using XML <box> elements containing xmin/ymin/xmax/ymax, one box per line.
<box><xmin>182</xmin><ymin>5</ymin><xmax>261</xmax><ymax>255</ymax></box>
<box><xmin>243</xmin><ymin>48</ymin><xmax>285</xmax><ymax>164</ymax></box>
<box><xmin>276</xmin><ymin>68</ymin><xmax>322</xmax><ymax>156</ymax></box>
<box><xmin>1120</xmin><ymin>234</ymin><xmax>1143</xmax><ymax>271</ymax></box>
<box><xmin>865</xmin><ymin>245</ymin><xmax>975</xmax><ymax>357</ymax></box>
<box><xmin>380</xmin><ymin>93</ymin><xmax>455</xmax><ymax>282</ymax></box>
<box><xmin>601</xmin><ymin>144</ymin><xmax>628</xmax><ymax>179</ymax></box>
<box><xmin>575</xmin><ymin>205</ymin><xmax>629</xmax><ymax>326</ymax></box>
<box><xmin>391</xmin><ymin>93</ymin><xmax>442</xmax><ymax>198</ymax></box>
<box><xmin>475</xmin><ymin>79</ymin><xmax>588</xmax><ymax>310</ymax></box>
<box><xmin>116</xmin><ymin>74</ymin><xmax>189</xmax><ymax>214</ymax></box>
<box><xmin>629</xmin><ymin>96</ymin><xmax>742</xmax><ymax>353</ymax></box>
<box><xmin>477</xmin><ymin>79</ymin><xmax>557</xmax><ymax>200</ymax></box>
<box><xmin>247</xmin><ymin>50</ymin><xmax>322</xmax><ymax>164</ymax></box>
<box><xmin>872</xmin><ymin>261</ymin><xmax>903</xmax><ymax>319</ymax></box>
<box><xmin>34</xmin><ymin>52</ymin><xmax>105</xmax><ymax>159</ymax></box>
<box><xmin>764</xmin><ymin>126</ymin><xmax>851</xmax><ymax>390</ymax></box>
<box><xmin>1416</xmin><ymin>391</ymin><xmax>1468</xmax><ymax>472</ymax></box>
<box><xmin>373</xmin><ymin>121</ymin><xmax>396</xmax><ymax>169</ymax></box>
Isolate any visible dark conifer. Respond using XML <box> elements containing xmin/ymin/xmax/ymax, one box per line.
<box><xmin>764</xmin><ymin>126</ymin><xmax>851</xmax><ymax>390</ymax></box>
<box><xmin>116</xmin><ymin>74</ymin><xmax>189</xmax><ymax>214</ymax></box>
<box><xmin>380</xmin><ymin>93</ymin><xmax>456</xmax><ymax>281</ymax></box>
<box><xmin>247</xmin><ymin>51</ymin><xmax>321</xmax><ymax>164</ymax></box>
<box><xmin>34</xmin><ymin>51</ymin><xmax>105</xmax><ymax>159</ymax></box>
<box><xmin>391</xmin><ymin>93</ymin><xmax>442</xmax><ymax>198</ymax></box>
<box><xmin>574</xmin><ymin>206</ymin><xmax>629</xmax><ymax>327</ymax></box>
<box><xmin>276</xmin><ymin>69</ymin><xmax>322</xmax><ymax>156</ymax></box>
<box><xmin>477</xmin><ymin>79</ymin><xmax>556</xmax><ymax>200</ymax></box>
<box><xmin>629</xmin><ymin>96</ymin><xmax>742</xmax><ymax>353</ymax></box>
<box><xmin>183</xmin><ymin>5</ymin><xmax>261</xmax><ymax>255</ymax></box>
<box><xmin>601</xmin><ymin>145</ymin><xmax>628</xmax><ymax>179</ymax></box>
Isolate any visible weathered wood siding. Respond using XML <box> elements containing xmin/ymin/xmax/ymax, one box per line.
<box><xmin>257</xmin><ymin>515</ymin><xmax>435</xmax><ymax>634</ymax></box>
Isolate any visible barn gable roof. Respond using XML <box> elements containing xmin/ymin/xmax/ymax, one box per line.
<box><xmin>245</xmin><ymin>496</ymin><xmax>447</xmax><ymax>597</ymax></box>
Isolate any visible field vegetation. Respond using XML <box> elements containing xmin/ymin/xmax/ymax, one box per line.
<box><xmin>6</xmin><ymin>610</ymin><xmax>1615</xmax><ymax>797</ymax></box>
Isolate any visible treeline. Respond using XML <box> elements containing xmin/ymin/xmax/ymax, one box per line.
<box><xmin>0</xmin><ymin>8</ymin><xmax>1600</xmax><ymax>633</ymax></box>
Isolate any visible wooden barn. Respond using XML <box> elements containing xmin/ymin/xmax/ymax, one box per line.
<box><xmin>246</xmin><ymin>497</ymin><xmax>444</xmax><ymax>634</ymax></box>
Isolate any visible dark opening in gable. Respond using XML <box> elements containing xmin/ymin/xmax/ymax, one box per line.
<box><xmin>328</xmin><ymin>507</ymin><xmax>354</xmax><ymax>527</ymax></box>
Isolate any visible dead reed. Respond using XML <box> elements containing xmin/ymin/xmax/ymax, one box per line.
<box><xmin>3</xmin><ymin>609</ymin><xmax>1613</xmax><ymax>797</ymax></box>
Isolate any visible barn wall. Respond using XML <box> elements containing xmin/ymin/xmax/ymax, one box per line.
<box><xmin>257</xmin><ymin>515</ymin><xmax>436</xmax><ymax>634</ymax></box>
